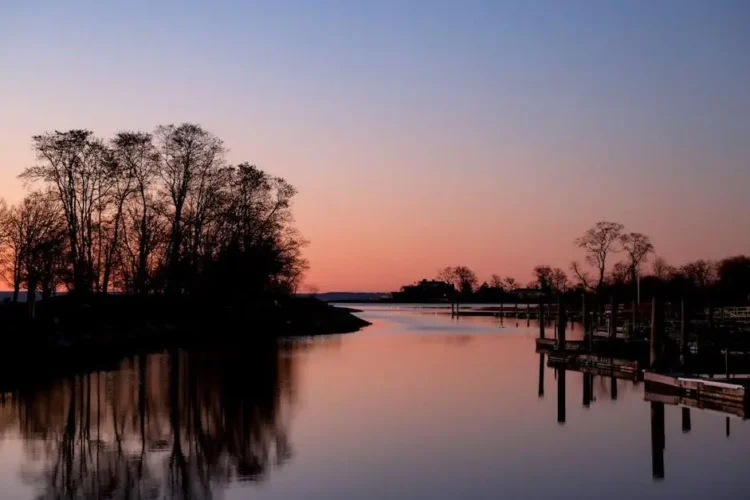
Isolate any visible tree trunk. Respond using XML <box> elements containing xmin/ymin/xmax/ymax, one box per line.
<box><xmin>102</xmin><ymin>198</ymin><xmax>128</xmax><ymax>294</ymax></box>
<box><xmin>27</xmin><ymin>278</ymin><xmax>37</xmax><ymax>319</ymax></box>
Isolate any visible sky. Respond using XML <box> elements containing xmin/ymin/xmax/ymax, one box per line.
<box><xmin>1</xmin><ymin>1</ymin><xmax>749</xmax><ymax>292</ymax></box>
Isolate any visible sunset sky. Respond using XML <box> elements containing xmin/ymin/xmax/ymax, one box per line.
<box><xmin>1</xmin><ymin>1</ymin><xmax>749</xmax><ymax>291</ymax></box>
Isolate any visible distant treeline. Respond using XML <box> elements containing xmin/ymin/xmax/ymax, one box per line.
<box><xmin>413</xmin><ymin>222</ymin><xmax>750</xmax><ymax>306</ymax></box>
<box><xmin>0</xmin><ymin>124</ymin><xmax>307</xmax><ymax>312</ymax></box>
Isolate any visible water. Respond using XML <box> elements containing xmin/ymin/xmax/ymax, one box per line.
<box><xmin>0</xmin><ymin>304</ymin><xmax>748</xmax><ymax>499</ymax></box>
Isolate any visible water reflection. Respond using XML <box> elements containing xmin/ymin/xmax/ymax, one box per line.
<box><xmin>1</xmin><ymin>344</ymin><xmax>297</xmax><ymax>498</ymax></box>
<box><xmin>651</xmin><ymin>402</ymin><xmax>666</xmax><ymax>480</ymax></box>
<box><xmin>1</xmin><ymin>308</ymin><xmax>748</xmax><ymax>499</ymax></box>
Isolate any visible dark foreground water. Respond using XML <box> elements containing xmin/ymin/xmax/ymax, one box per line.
<box><xmin>0</xmin><ymin>304</ymin><xmax>748</xmax><ymax>499</ymax></box>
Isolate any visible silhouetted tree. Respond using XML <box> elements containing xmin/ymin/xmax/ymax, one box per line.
<box><xmin>651</xmin><ymin>255</ymin><xmax>675</xmax><ymax>281</ymax></box>
<box><xmin>533</xmin><ymin>265</ymin><xmax>554</xmax><ymax>294</ymax></box>
<box><xmin>2</xmin><ymin>192</ymin><xmax>66</xmax><ymax>313</ymax></box>
<box><xmin>13</xmin><ymin>124</ymin><xmax>307</xmax><ymax>304</ymax></box>
<box><xmin>503</xmin><ymin>277</ymin><xmax>518</xmax><ymax>292</ymax></box>
<box><xmin>681</xmin><ymin>259</ymin><xmax>717</xmax><ymax>290</ymax></box>
<box><xmin>437</xmin><ymin>267</ymin><xmax>455</xmax><ymax>286</ymax></box>
<box><xmin>0</xmin><ymin>198</ymin><xmax>22</xmax><ymax>301</ymax></box>
<box><xmin>22</xmin><ymin>130</ymin><xmax>109</xmax><ymax>294</ymax></box>
<box><xmin>489</xmin><ymin>274</ymin><xmax>504</xmax><ymax>290</ymax></box>
<box><xmin>717</xmin><ymin>256</ymin><xmax>750</xmax><ymax>304</ymax></box>
<box><xmin>620</xmin><ymin>232</ymin><xmax>653</xmax><ymax>299</ymax></box>
<box><xmin>154</xmin><ymin>124</ymin><xmax>227</xmax><ymax>296</ymax></box>
<box><xmin>436</xmin><ymin>266</ymin><xmax>477</xmax><ymax>297</ymax></box>
<box><xmin>201</xmin><ymin>163</ymin><xmax>307</xmax><ymax>300</ymax></box>
<box><xmin>571</xmin><ymin>221</ymin><xmax>624</xmax><ymax>293</ymax></box>
<box><xmin>550</xmin><ymin>268</ymin><xmax>569</xmax><ymax>293</ymax></box>
<box><xmin>112</xmin><ymin>131</ymin><xmax>162</xmax><ymax>295</ymax></box>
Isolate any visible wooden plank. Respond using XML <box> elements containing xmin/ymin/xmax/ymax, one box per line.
<box><xmin>645</xmin><ymin>391</ymin><xmax>747</xmax><ymax>419</ymax></box>
<box><xmin>644</xmin><ymin>371</ymin><xmax>748</xmax><ymax>408</ymax></box>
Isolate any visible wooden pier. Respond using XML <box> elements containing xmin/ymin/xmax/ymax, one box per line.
<box><xmin>644</xmin><ymin>371</ymin><xmax>750</xmax><ymax>419</ymax></box>
<box><xmin>547</xmin><ymin>351</ymin><xmax>641</xmax><ymax>380</ymax></box>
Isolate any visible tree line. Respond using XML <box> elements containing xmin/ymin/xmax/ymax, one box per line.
<box><xmin>0</xmin><ymin>124</ymin><xmax>307</xmax><ymax>311</ymax></box>
<box><xmin>435</xmin><ymin>220</ymin><xmax>749</xmax><ymax>306</ymax></box>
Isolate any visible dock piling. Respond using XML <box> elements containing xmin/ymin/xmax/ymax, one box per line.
<box><xmin>538</xmin><ymin>353</ymin><xmax>545</xmax><ymax>398</ymax></box>
<box><xmin>609</xmin><ymin>296</ymin><xmax>618</xmax><ymax>340</ymax></box>
<box><xmin>539</xmin><ymin>302</ymin><xmax>546</xmax><ymax>339</ymax></box>
<box><xmin>557</xmin><ymin>367</ymin><xmax>566</xmax><ymax>424</ymax></box>
<box><xmin>682</xmin><ymin>408</ymin><xmax>691</xmax><ymax>433</ymax></box>
<box><xmin>582</xmin><ymin>373</ymin><xmax>592</xmax><ymax>408</ymax></box>
<box><xmin>680</xmin><ymin>298</ymin><xmax>688</xmax><ymax>367</ymax></box>
<box><xmin>610</xmin><ymin>376</ymin><xmax>618</xmax><ymax>400</ymax></box>
<box><xmin>650</xmin><ymin>297</ymin><xmax>664</xmax><ymax>369</ymax></box>
<box><xmin>651</xmin><ymin>402</ymin><xmax>665</xmax><ymax>479</ymax></box>
<box><xmin>556</xmin><ymin>295</ymin><xmax>567</xmax><ymax>349</ymax></box>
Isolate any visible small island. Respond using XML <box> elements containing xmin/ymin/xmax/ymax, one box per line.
<box><xmin>0</xmin><ymin>124</ymin><xmax>369</xmax><ymax>363</ymax></box>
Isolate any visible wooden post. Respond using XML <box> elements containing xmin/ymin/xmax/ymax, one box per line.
<box><xmin>609</xmin><ymin>296</ymin><xmax>618</xmax><ymax>340</ymax></box>
<box><xmin>557</xmin><ymin>295</ymin><xmax>567</xmax><ymax>349</ymax></box>
<box><xmin>650</xmin><ymin>297</ymin><xmax>664</xmax><ymax>369</ymax></box>
<box><xmin>726</xmin><ymin>417</ymin><xmax>730</xmax><ymax>437</ymax></box>
<box><xmin>680</xmin><ymin>298</ymin><xmax>688</xmax><ymax>365</ymax></box>
<box><xmin>632</xmin><ymin>298</ymin><xmax>637</xmax><ymax>338</ymax></box>
<box><xmin>539</xmin><ymin>301</ymin><xmax>546</xmax><ymax>339</ymax></box>
<box><xmin>681</xmin><ymin>408</ymin><xmax>691</xmax><ymax>433</ymax></box>
<box><xmin>581</xmin><ymin>294</ymin><xmax>588</xmax><ymax>346</ymax></box>
<box><xmin>610</xmin><ymin>376</ymin><xmax>618</xmax><ymax>400</ymax></box>
<box><xmin>557</xmin><ymin>367</ymin><xmax>566</xmax><ymax>424</ymax></box>
<box><xmin>651</xmin><ymin>402</ymin><xmax>665</xmax><ymax>479</ymax></box>
<box><xmin>538</xmin><ymin>353</ymin><xmax>545</xmax><ymax>398</ymax></box>
<box><xmin>582</xmin><ymin>373</ymin><xmax>592</xmax><ymax>408</ymax></box>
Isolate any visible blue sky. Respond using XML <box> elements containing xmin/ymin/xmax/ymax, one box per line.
<box><xmin>1</xmin><ymin>1</ymin><xmax>749</xmax><ymax>290</ymax></box>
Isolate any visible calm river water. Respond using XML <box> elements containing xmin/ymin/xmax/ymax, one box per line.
<box><xmin>0</xmin><ymin>304</ymin><xmax>748</xmax><ymax>499</ymax></box>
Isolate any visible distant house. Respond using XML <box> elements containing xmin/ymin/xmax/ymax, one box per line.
<box><xmin>391</xmin><ymin>279</ymin><xmax>456</xmax><ymax>302</ymax></box>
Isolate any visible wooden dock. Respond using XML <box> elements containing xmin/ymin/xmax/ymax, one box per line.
<box><xmin>535</xmin><ymin>338</ymin><xmax>585</xmax><ymax>351</ymax></box>
<box><xmin>546</xmin><ymin>351</ymin><xmax>641</xmax><ymax>380</ymax></box>
<box><xmin>644</xmin><ymin>371</ymin><xmax>750</xmax><ymax>419</ymax></box>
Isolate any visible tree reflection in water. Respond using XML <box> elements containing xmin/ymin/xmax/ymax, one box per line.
<box><xmin>1</xmin><ymin>342</ymin><xmax>298</xmax><ymax>499</ymax></box>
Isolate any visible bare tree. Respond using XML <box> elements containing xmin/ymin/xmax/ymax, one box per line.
<box><xmin>571</xmin><ymin>221</ymin><xmax>624</xmax><ymax>292</ymax></box>
<box><xmin>453</xmin><ymin>266</ymin><xmax>477</xmax><ymax>295</ymax></box>
<box><xmin>610</xmin><ymin>261</ymin><xmax>630</xmax><ymax>286</ymax></box>
<box><xmin>14</xmin><ymin>124</ymin><xmax>308</xmax><ymax>302</ymax></box>
<box><xmin>437</xmin><ymin>267</ymin><xmax>455</xmax><ymax>285</ymax></box>
<box><xmin>550</xmin><ymin>268</ymin><xmax>569</xmax><ymax>293</ymax></box>
<box><xmin>651</xmin><ymin>256</ymin><xmax>675</xmax><ymax>280</ymax></box>
<box><xmin>533</xmin><ymin>265</ymin><xmax>554</xmax><ymax>294</ymax></box>
<box><xmin>22</xmin><ymin>130</ymin><xmax>108</xmax><ymax>293</ymax></box>
<box><xmin>15</xmin><ymin>192</ymin><xmax>66</xmax><ymax>314</ymax></box>
<box><xmin>0</xmin><ymin>198</ymin><xmax>22</xmax><ymax>300</ymax></box>
<box><xmin>436</xmin><ymin>266</ymin><xmax>476</xmax><ymax>295</ymax></box>
<box><xmin>620</xmin><ymin>232</ymin><xmax>654</xmax><ymax>289</ymax></box>
<box><xmin>503</xmin><ymin>277</ymin><xmax>518</xmax><ymax>292</ymax></box>
<box><xmin>681</xmin><ymin>259</ymin><xmax>717</xmax><ymax>289</ymax></box>
<box><xmin>489</xmin><ymin>274</ymin><xmax>504</xmax><ymax>289</ymax></box>
<box><xmin>111</xmin><ymin>132</ymin><xmax>160</xmax><ymax>295</ymax></box>
<box><xmin>154</xmin><ymin>124</ymin><xmax>226</xmax><ymax>295</ymax></box>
